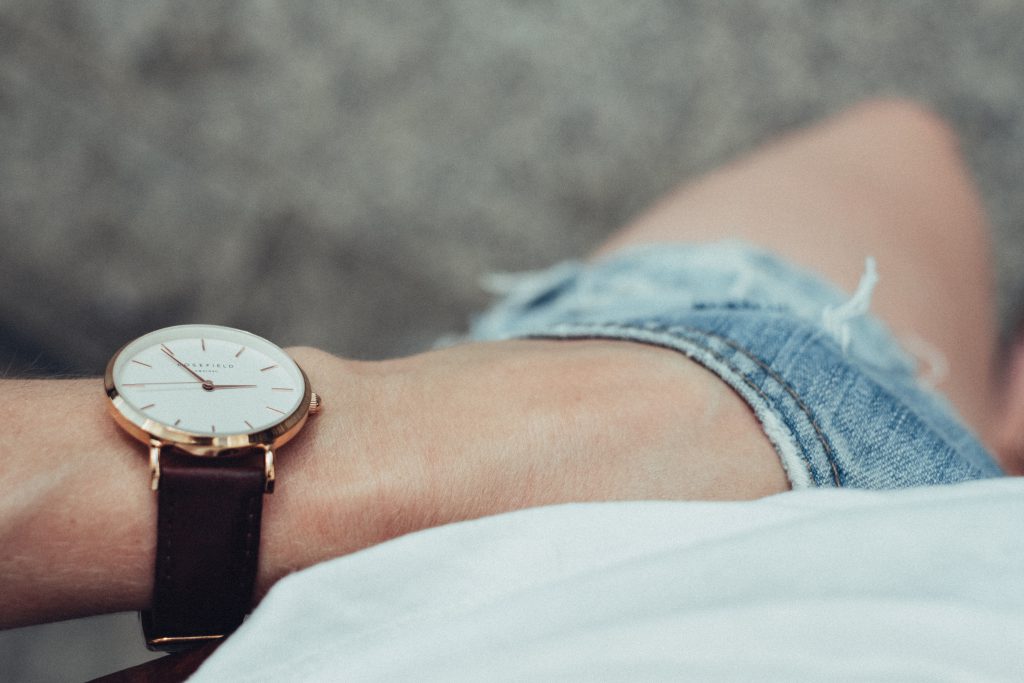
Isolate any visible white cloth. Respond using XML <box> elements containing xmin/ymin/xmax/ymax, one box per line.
<box><xmin>192</xmin><ymin>479</ymin><xmax>1024</xmax><ymax>682</ymax></box>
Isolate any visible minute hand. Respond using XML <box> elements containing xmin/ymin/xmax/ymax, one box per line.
<box><xmin>160</xmin><ymin>347</ymin><xmax>211</xmax><ymax>385</ymax></box>
<box><xmin>208</xmin><ymin>384</ymin><xmax>258</xmax><ymax>390</ymax></box>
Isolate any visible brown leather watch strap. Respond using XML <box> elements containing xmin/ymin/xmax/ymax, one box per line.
<box><xmin>142</xmin><ymin>447</ymin><xmax>266</xmax><ymax>651</ymax></box>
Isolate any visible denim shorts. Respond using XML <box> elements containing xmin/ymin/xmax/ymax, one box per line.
<box><xmin>464</xmin><ymin>241</ymin><xmax>1004</xmax><ymax>489</ymax></box>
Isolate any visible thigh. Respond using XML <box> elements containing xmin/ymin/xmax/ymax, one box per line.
<box><xmin>594</xmin><ymin>99</ymin><xmax>1000</xmax><ymax>451</ymax></box>
<box><xmin>466</xmin><ymin>242</ymin><xmax>1002</xmax><ymax>488</ymax></box>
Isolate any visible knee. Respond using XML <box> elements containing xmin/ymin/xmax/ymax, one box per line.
<box><xmin>836</xmin><ymin>97</ymin><xmax>964</xmax><ymax>160</ymax></box>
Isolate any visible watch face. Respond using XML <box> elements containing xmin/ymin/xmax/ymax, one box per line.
<box><xmin>106</xmin><ymin>324</ymin><xmax>312</xmax><ymax>453</ymax></box>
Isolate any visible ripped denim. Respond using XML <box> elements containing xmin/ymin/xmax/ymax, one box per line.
<box><xmin>462</xmin><ymin>241</ymin><xmax>1003</xmax><ymax>488</ymax></box>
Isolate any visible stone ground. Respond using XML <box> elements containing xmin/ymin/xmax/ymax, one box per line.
<box><xmin>2</xmin><ymin>2</ymin><xmax>1023</xmax><ymax>680</ymax></box>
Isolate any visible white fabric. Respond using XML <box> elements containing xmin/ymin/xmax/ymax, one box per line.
<box><xmin>192</xmin><ymin>479</ymin><xmax>1024</xmax><ymax>682</ymax></box>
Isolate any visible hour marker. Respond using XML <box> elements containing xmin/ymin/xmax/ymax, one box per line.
<box><xmin>201</xmin><ymin>338</ymin><xmax>206</xmax><ymax>351</ymax></box>
<box><xmin>235</xmin><ymin>347</ymin><xmax>245</xmax><ymax>358</ymax></box>
<box><xmin>140</xmin><ymin>403</ymin><xmax>155</xmax><ymax>410</ymax></box>
<box><xmin>272</xmin><ymin>387</ymin><xmax>293</xmax><ymax>391</ymax></box>
<box><xmin>260</xmin><ymin>364</ymin><xmax>278</xmax><ymax>372</ymax></box>
<box><xmin>266</xmin><ymin>406</ymin><xmax>286</xmax><ymax>415</ymax></box>
<box><xmin>211</xmin><ymin>425</ymin><xmax>216</xmax><ymax>433</ymax></box>
<box><xmin>174</xmin><ymin>419</ymin><xmax>181</xmax><ymax>427</ymax></box>
<box><xmin>244</xmin><ymin>420</ymin><xmax>254</xmax><ymax>430</ymax></box>
<box><xmin>131</xmin><ymin>359</ymin><xmax>152</xmax><ymax>368</ymax></box>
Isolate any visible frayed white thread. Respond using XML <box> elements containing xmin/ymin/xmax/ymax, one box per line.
<box><xmin>899</xmin><ymin>333</ymin><xmax>950</xmax><ymax>389</ymax></box>
<box><xmin>821</xmin><ymin>257</ymin><xmax>878</xmax><ymax>354</ymax></box>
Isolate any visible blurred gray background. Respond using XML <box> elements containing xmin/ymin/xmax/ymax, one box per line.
<box><xmin>2</xmin><ymin>1</ymin><xmax>1023</xmax><ymax>680</ymax></box>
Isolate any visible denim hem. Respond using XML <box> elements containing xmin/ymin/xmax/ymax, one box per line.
<box><xmin>463</xmin><ymin>241</ymin><xmax>1004</xmax><ymax>488</ymax></box>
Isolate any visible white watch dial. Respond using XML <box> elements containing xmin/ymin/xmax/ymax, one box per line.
<box><xmin>110</xmin><ymin>324</ymin><xmax>306</xmax><ymax>436</ymax></box>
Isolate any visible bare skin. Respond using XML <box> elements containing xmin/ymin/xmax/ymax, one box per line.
<box><xmin>0</xmin><ymin>98</ymin><xmax>1019</xmax><ymax>635</ymax></box>
<box><xmin>0</xmin><ymin>340</ymin><xmax>778</xmax><ymax>629</ymax></box>
<box><xmin>597</xmin><ymin>99</ymin><xmax>1005</xmax><ymax>459</ymax></box>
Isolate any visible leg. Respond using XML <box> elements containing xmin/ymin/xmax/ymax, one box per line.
<box><xmin>594</xmin><ymin>99</ymin><xmax>1007</xmax><ymax>468</ymax></box>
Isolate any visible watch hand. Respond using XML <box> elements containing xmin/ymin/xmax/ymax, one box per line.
<box><xmin>122</xmin><ymin>381</ymin><xmax>203</xmax><ymax>387</ymax></box>
<box><xmin>208</xmin><ymin>384</ymin><xmax>258</xmax><ymax>390</ymax></box>
<box><xmin>160</xmin><ymin>347</ymin><xmax>212</xmax><ymax>388</ymax></box>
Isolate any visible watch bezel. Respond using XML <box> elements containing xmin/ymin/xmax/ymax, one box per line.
<box><xmin>104</xmin><ymin>325</ymin><xmax>314</xmax><ymax>457</ymax></box>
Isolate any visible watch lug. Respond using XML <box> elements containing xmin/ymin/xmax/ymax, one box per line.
<box><xmin>149</xmin><ymin>440</ymin><xmax>163</xmax><ymax>491</ymax></box>
<box><xmin>150</xmin><ymin>440</ymin><xmax>272</xmax><ymax>493</ymax></box>
<box><xmin>263</xmin><ymin>446</ymin><xmax>275</xmax><ymax>494</ymax></box>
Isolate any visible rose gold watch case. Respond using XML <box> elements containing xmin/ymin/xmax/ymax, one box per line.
<box><xmin>104</xmin><ymin>334</ymin><xmax>314</xmax><ymax>457</ymax></box>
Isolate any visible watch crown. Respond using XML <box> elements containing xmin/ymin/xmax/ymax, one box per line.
<box><xmin>309</xmin><ymin>392</ymin><xmax>322</xmax><ymax>414</ymax></box>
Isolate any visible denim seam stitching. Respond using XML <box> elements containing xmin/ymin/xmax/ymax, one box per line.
<box><xmin>652</xmin><ymin>329</ymin><xmax>817</xmax><ymax>483</ymax></box>
<box><xmin>690</xmin><ymin>322</ymin><xmax>992</xmax><ymax>484</ymax></box>
<box><xmin>537</xmin><ymin>320</ymin><xmax>843</xmax><ymax>487</ymax></box>
<box><xmin>691</xmin><ymin>325</ymin><xmax>842</xmax><ymax>486</ymax></box>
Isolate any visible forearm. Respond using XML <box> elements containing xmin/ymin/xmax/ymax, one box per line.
<box><xmin>0</xmin><ymin>340</ymin><xmax>786</xmax><ymax>629</ymax></box>
<box><xmin>0</xmin><ymin>378</ymin><xmax>154</xmax><ymax>626</ymax></box>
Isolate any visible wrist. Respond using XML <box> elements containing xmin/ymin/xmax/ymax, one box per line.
<box><xmin>256</xmin><ymin>348</ymin><xmax>429</xmax><ymax>594</ymax></box>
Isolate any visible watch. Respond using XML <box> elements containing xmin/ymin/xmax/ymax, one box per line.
<box><xmin>104</xmin><ymin>324</ymin><xmax>322</xmax><ymax>651</ymax></box>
